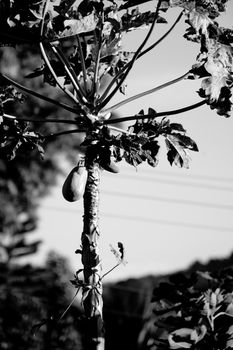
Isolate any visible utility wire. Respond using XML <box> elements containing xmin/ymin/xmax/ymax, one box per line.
<box><xmin>43</xmin><ymin>205</ymin><xmax>233</xmax><ymax>233</ymax></box>
<box><xmin>99</xmin><ymin>211</ymin><xmax>233</xmax><ymax>233</ymax></box>
<box><xmin>114</xmin><ymin>169</ymin><xmax>233</xmax><ymax>184</ymax></box>
<box><xmin>108</xmin><ymin>173</ymin><xmax>233</xmax><ymax>192</ymax></box>
<box><xmin>101</xmin><ymin>190</ymin><xmax>233</xmax><ymax>211</ymax></box>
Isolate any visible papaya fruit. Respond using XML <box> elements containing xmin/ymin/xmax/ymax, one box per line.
<box><xmin>100</xmin><ymin>159</ymin><xmax>120</xmax><ymax>173</ymax></box>
<box><xmin>62</xmin><ymin>164</ymin><xmax>88</xmax><ymax>202</ymax></box>
<box><xmin>98</xmin><ymin>146</ymin><xmax>120</xmax><ymax>173</ymax></box>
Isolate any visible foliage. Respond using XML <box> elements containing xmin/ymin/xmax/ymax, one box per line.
<box><xmin>82</xmin><ymin>111</ymin><xmax>198</xmax><ymax>169</ymax></box>
<box><xmin>0</xmin><ymin>43</ymin><xmax>85</xmax><ymax>266</ymax></box>
<box><xmin>0</xmin><ymin>1</ymin><xmax>233</xmax><ymax>349</ymax></box>
<box><xmin>0</xmin><ymin>252</ymin><xmax>83</xmax><ymax>350</ymax></box>
<box><xmin>0</xmin><ymin>0</ymin><xmax>232</xmax><ymax>170</ymax></box>
<box><xmin>0</xmin><ymin>45</ymin><xmax>85</xmax><ymax>348</ymax></box>
<box><xmin>142</xmin><ymin>268</ymin><xmax>233</xmax><ymax>350</ymax></box>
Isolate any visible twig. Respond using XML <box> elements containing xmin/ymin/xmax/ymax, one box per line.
<box><xmin>57</xmin><ymin>288</ymin><xmax>80</xmax><ymax>322</ymax></box>
<box><xmin>101</xmin><ymin>264</ymin><xmax>120</xmax><ymax>280</ymax></box>
<box><xmin>104</xmin><ymin>100</ymin><xmax>207</xmax><ymax>125</ymax></box>
<box><xmin>102</xmin><ymin>72</ymin><xmax>189</xmax><ymax>114</ymax></box>
<box><xmin>1</xmin><ymin>73</ymin><xmax>79</xmax><ymax>114</ymax></box>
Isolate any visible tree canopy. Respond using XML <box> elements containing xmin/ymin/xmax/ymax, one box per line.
<box><xmin>0</xmin><ymin>0</ymin><xmax>232</xmax><ymax>169</ymax></box>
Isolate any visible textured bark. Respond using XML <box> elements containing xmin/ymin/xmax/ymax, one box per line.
<box><xmin>81</xmin><ymin>163</ymin><xmax>104</xmax><ymax>350</ymax></box>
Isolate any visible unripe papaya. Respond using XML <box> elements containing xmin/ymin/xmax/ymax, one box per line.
<box><xmin>62</xmin><ymin>165</ymin><xmax>88</xmax><ymax>202</ymax></box>
<box><xmin>98</xmin><ymin>147</ymin><xmax>120</xmax><ymax>173</ymax></box>
<box><xmin>100</xmin><ymin>159</ymin><xmax>120</xmax><ymax>173</ymax></box>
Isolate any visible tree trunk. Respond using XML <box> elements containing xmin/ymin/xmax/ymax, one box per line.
<box><xmin>81</xmin><ymin>163</ymin><xmax>104</xmax><ymax>350</ymax></box>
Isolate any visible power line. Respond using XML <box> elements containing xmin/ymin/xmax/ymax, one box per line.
<box><xmin>102</xmin><ymin>190</ymin><xmax>233</xmax><ymax>211</ymax></box>
<box><xmin>100</xmin><ymin>211</ymin><xmax>233</xmax><ymax>233</ymax></box>
<box><xmin>43</xmin><ymin>205</ymin><xmax>233</xmax><ymax>233</ymax></box>
<box><xmin>118</xmin><ymin>169</ymin><xmax>233</xmax><ymax>184</ymax></box>
<box><xmin>108</xmin><ymin>173</ymin><xmax>233</xmax><ymax>192</ymax></box>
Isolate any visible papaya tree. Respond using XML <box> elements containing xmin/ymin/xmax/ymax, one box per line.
<box><xmin>0</xmin><ymin>0</ymin><xmax>232</xmax><ymax>349</ymax></box>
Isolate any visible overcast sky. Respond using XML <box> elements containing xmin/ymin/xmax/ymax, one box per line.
<box><xmin>24</xmin><ymin>2</ymin><xmax>233</xmax><ymax>282</ymax></box>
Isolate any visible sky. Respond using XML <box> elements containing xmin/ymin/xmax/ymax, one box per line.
<box><xmin>23</xmin><ymin>2</ymin><xmax>233</xmax><ymax>282</ymax></box>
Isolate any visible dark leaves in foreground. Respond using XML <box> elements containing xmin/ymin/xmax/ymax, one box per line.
<box><xmin>147</xmin><ymin>268</ymin><xmax>233</xmax><ymax>350</ymax></box>
<box><xmin>0</xmin><ymin>115</ymin><xmax>44</xmax><ymax>160</ymax></box>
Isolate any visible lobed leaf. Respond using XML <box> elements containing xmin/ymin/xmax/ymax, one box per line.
<box><xmin>55</xmin><ymin>12</ymin><xmax>98</xmax><ymax>40</ymax></box>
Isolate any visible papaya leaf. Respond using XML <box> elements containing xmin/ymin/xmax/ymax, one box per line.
<box><xmin>141</xmin><ymin>140</ymin><xmax>160</xmax><ymax>167</ymax></box>
<box><xmin>0</xmin><ymin>83</ymin><xmax>24</xmax><ymax>105</ymax></box>
<box><xmin>121</xmin><ymin>9</ymin><xmax>161</xmax><ymax>32</ymax></box>
<box><xmin>169</xmin><ymin>123</ymin><xmax>186</xmax><ymax>133</ymax></box>
<box><xmin>165</xmin><ymin>135</ymin><xmax>191</xmax><ymax>168</ymax></box>
<box><xmin>170</xmin><ymin>133</ymin><xmax>198</xmax><ymax>151</ymax></box>
<box><xmin>55</xmin><ymin>12</ymin><xmax>98</xmax><ymax>40</ymax></box>
<box><xmin>119</xmin><ymin>0</ymin><xmax>153</xmax><ymax>10</ymax></box>
<box><xmin>53</xmin><ymin>0</ymin><xmax>77</xmax><ymax>16</ymax></box>
<box><xmin>0</xmin><ymin>117</ymin><xmax>44</xmax><ymax>160</ymax></box>
<box><xmin>199</xmin><ymin>78</ymin><xmax>233</xmax><ymax>117</ymax></box>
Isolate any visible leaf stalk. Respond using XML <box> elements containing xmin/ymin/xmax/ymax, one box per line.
<box><xmin>102</xmin><ymin>72</ymin><xmax>190</xmax><ymax>114</ymax></box>
<box><xmin>1</xmin><ymin>73</ymin><xmax>79</xmax><ymax>114</ymax></box>
<box><xmin>104</xmin><ymin>100</ymin><xmax>207</xmax><ymax>125</ymax></box>
<box><xmin>98</xmin><ymin>10</ymin><xmax>183</xmax><ymax>106</ymax></box>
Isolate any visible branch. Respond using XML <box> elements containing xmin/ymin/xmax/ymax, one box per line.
<box><xmin>3</xmin><ymin>113</ymin><xmax>78</xmax><ymax>125</ymax></box>
<box><xmin>1</xmin><ymin>73</ymin><xmax>79</xmax><ymax>114</ymax></box>
<box><xmin>101</xmin><ymin>263</ymin><xmax>120</xmax><ymax>280</ymax></box>
<box><xmin>104</xmin><ymin>100</ymin><xmax>206</xmax><ymax>125</ymax></box>
<box><xmin>98</xmin><ymin>10</ymin><xmax>183</xmax><ymax>105</ymax></box>
<box><xmin>102</xmin><ymin>71</ymin><xmax>189</xmax><ymax>114</ymax></box>
<box><xmin>57</xmin><ymin>289</ymin><xmax>80</xmax><ymax>322</ymax></box>
<box><xmin>98</xmin><ymin>0</ymin><xmax>163</xmax><ymax>110</ymax></box>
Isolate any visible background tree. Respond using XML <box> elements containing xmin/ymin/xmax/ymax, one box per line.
<box><xmin>138</xmin><ymin>253</ymin><xmax>233</xmax><ymax>350</ymax></box>
<box><xmin>0</xmin><ymin>1</ymin><xmax>233</xmax><ymax>349</ymax></box>
<box><xmin>141</xmin><ymin>268</ymin><xmax>233</xmax><ymax>350</ymax></box>
<box><xmin>0</xmin><ymin>44</ymin><xmax>84</xmax><ymax>350</ymax></box>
